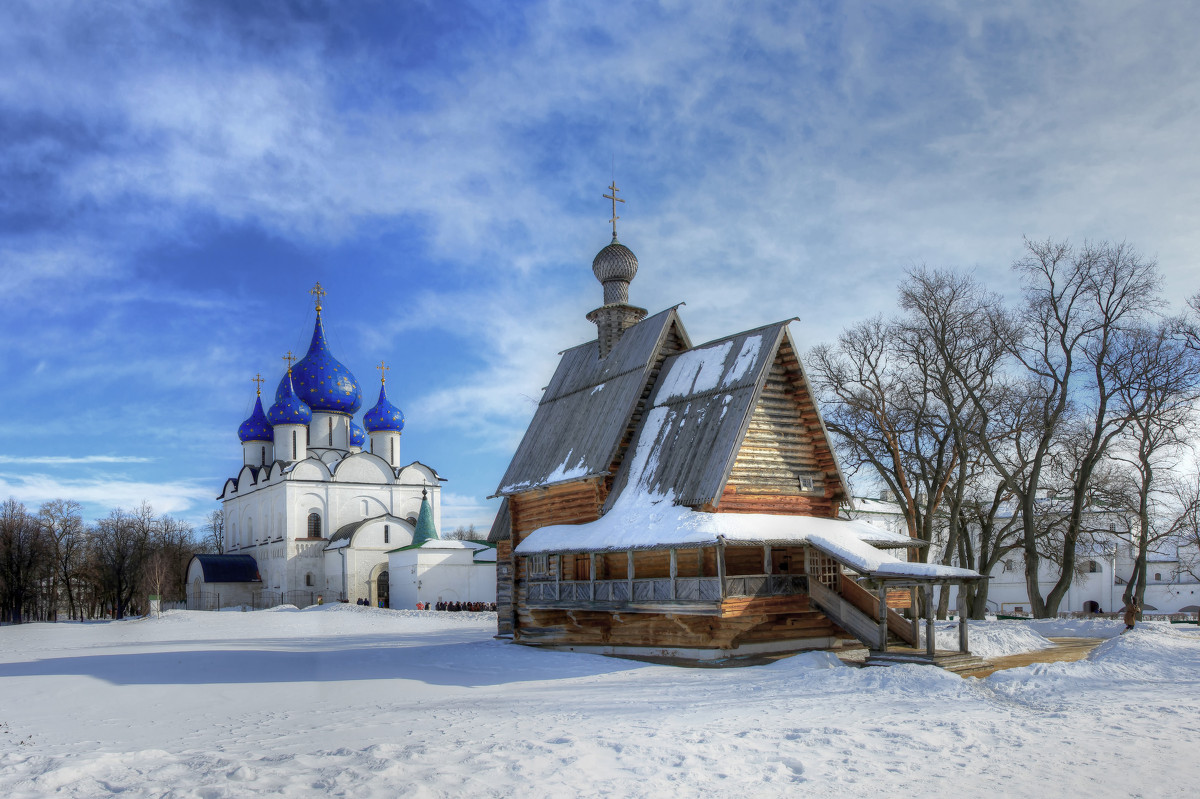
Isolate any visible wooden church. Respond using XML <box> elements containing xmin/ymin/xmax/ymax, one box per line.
<box><xmin>489</xmin><ymin>187</ymin><xmax>983</xmax><ymax>663</ymax></box>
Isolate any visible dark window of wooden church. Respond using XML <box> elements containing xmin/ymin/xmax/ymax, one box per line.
<box><xmin>307</xmin><ymin>513</ymin><xmax>321</xmax><ymax>538</ymax></box>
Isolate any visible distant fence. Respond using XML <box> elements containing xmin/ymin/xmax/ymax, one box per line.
<box><xmin>186</xmin><ymin>590</ymin><xmax>344</xmax><ymax>611</ymax></box>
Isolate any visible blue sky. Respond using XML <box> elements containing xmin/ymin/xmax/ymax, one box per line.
<box><xmin>3</xmin><ymin>1</ymin><xmax>1200</xmax><ymax>532</ymax></box>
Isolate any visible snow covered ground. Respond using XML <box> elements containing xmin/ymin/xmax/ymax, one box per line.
<box><xmin>2</xmin><ymin>606</ymin><xmax>1198</xmax><ymax>798</ymax></box>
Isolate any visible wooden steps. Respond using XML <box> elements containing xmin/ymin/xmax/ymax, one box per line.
<box><xmin>864</xmin><ymin>648</ymin><xmax>991</xmax><ymax>673</ymax></box>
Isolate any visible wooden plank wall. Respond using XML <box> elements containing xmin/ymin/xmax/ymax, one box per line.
<box><xmin>508</xmin><ymin>480</ymin><xmax>606</xmax><ymax>632</ymax></box>
<box><xmin>515</xmin><ymin>591</ymin><xmax>852</xmax><ymax>650</ymax></box>
<box><xmin>495</xmin><ymin>540</ymin><xmax>513</xmax><ymax>635</ymax></box>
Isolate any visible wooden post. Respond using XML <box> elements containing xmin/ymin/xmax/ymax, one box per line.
<box><xmin>627</xmin><ymin>550</ymin><xmax>634</xmax><ymax>600</ymax></box>
<box><xmin>555</xmin><ymin>554</ymin><xmax>561</xmax><ymax>601</ymax></box>
<box><xmin>957</xmin><ymin>587</ymin><xmax>969</xmax><ymax>653</ymax></box>
<box><xmin>669</xmin><ymin>549</ymin><xmax>677</xmax><ymax>600</ymax></box>
<box><xmin>877</xmin><ymin>581</ymin><xmax>889</xmax><ymax>652</ymax></box>
<box><xmin>910</xmin><ymin>585</ymin><xmax>920</xmax><ymax>646</ymax></box>
<box><xmin>716</xmin><ymin>541</ymin><xmax>727</xmax><ymax>598</ymax></box>
<box><xmin>924</xmin><ymin>584</ymin><xmax>936</xmax><ymax>658</ymax></box>
<box><xmin>763</xmin><ymin>544</ymin><xmax>771</xmax><ymax>575</ymax></box>
<box><xmin>589</xmin><ymin>553</ymin><xmax>596</xmax><ymax>600</ymax></box>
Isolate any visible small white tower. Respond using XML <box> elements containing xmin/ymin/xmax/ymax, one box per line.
<box><xmin>363</xmin><ymin>361</ymin><xmax>405</xmax><ymax>469</ymax></box>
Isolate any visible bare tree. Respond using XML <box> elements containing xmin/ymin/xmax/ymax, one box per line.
<box><xmin>895</xmin><ymin>267</ymin><xmax>1017</xmax><ymax>615</ymax></box>
<box><xmin>444</xmin><ymin>524</ymin><xmax>478</xmax><ymax>541</ymax></box>
<box><xmin>145</xmin><ymin>515</ymin><xmax>197</xmax><ymax>602</ymax></box>
<box><xmin>201</xmin><ymin>509</ymin><xmax>225</xmax><ymax>554</ymax></box>
<box><xmin>89</xmin><ymin>505</ymin><xmax>154</xmax><ymax>618</ymax></box>
<box><xmin>38</xmin><ymin>499</ymin><xmax>85</xmax><ymax>620</ymax></box>
<box><xmin>0</xmin><ymin>499</ymin><xmax>48</xmax><ymax>624</ymax></box>
<box><xmin>809</xmin><ymin>316</ymin><xmax>959</xmax><ymax>558</ymax></box>
<box><xmin>1104</xmin><ymin>322</ymin><xmax>1200</xmax><ymax>612</ymax></box>
<box><xmin>953</xmin><ymin>240</ymin><xmax>1163</xmax><ymax>616</ymax></box>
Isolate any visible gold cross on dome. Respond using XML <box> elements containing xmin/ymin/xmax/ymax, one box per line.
<box><xmin>252</xmin><ymin>373</ymin><xmax>265</xmax><ymax>395</ymax></box>
<box><xmin>603</xmin><ymin>181</ymin><xmax>624</xmax><ymax>238</ymax></box>
<box><xmin>282</xmin><ymin>351</ymin><xmax>296</xmax><ymax>374</ymax></box>
<box><xmin>310</xmin><ymin>282</ymin><xmax>326</xmax><ymax>313</ymax></box>
<box><xmin>376</xmin><ymin>360</ymin><xmax>389</xmax><ymax>384</ymax></box>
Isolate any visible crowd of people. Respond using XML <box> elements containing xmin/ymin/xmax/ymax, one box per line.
<box><xmin>419</xmin><ymin>601</ymin><xmax>495</xmax><ymax>612</ymax></box>
<box><xmin>352</xmin><ymin>597</ymin><xmax>496</xmax><ymax>611</ymax></box>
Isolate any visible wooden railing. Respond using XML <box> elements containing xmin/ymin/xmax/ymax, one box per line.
<box><xmin>525</xmin><ymin>574</ymin><xmax>809</xmax><ymax>604</ymax></box>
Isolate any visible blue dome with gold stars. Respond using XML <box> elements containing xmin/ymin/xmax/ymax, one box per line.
<box><xmin>277</xmin><ymin>314</ymin><xmax>362</xmax><ymax>415</ymax></box>
<box><xmin>363</xmin><ymin>383</ymin><xmax>405</xmax><ymax>433</ymax></box>
<box><xmin>238</xmin><ymin>396</ymin><xmax>274</xmax><ymax>442</ymax></box>
<box><xmin>268</xmin><ymin>371</ymin><xmax>313</xmax><ymax>426</ymax></box>
<box><xmin>350</xmin><ymin>421</ymin><xmax>367</xmax><ymax>448</ymax></box>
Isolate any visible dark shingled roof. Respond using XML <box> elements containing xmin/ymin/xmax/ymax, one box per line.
<box><xmin>487</xmin><ymin>498</ymin><xmax>511</xmax><ymax>542</ymax></box>
<box><xmin>494</xmin><ymin>307</ymin><xmax>690</xmax><ymax>496</ymax></box>
<box><xmin>191</xmin><ymin>554</ymin><xmax>261</xmax><ymax>583</ymax></box>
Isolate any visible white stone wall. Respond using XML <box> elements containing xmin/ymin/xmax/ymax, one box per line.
<box><xmin>388</xmin><ymin>548</ymin><xmax>497</xmax><ymax>608</ymax></box>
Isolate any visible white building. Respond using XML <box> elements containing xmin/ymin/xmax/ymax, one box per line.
<box><xmin>187</xmin><ymin>285</ymin><xmax>446</xmax><ymax>610</ymax></box>
<box><xmin>843</xmin><ymin>490</ymin><xmax>1200</xmax><ymax>615</ymax></box>
<box><xmin>386</xmin><ymin>498</ymin><xmax>497</xmax><ymax>608</ymax></box>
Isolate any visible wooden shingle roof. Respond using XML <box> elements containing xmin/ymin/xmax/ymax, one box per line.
<box><xmin>494</xmin><ymin>307</ymin><xmax>690</xmax><ymax>496</ymax></box>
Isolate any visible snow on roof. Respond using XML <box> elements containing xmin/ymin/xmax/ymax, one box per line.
<box><xmin>515</xmin><ymin>490</ymin><xmax>978</xmax><ymax>581</ymax></box>
<box><xmin>848</xmin><ymin>496</ymin><xmax>905</xmax><ymax>515</ymax></box>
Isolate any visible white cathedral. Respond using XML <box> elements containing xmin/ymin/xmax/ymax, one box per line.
<box><xmin>186</xmin><ymin>284</ymin><xmax>457</xmax><ymax>610</ymax></box>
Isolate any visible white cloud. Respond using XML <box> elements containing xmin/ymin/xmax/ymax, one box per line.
<box><xmin>0</xmin><ymin>472</ymin><xmax>214</xmax><ymax>518</ymax></box>
<box><xmin>439</xmin><ymin>491</ymin><xmax>498</xmax><ymax>533</ymax></box>
<box><xmin>0</xmin><ymin>455</ymin><xmax>156</xmax><ymax>465</ymax></box>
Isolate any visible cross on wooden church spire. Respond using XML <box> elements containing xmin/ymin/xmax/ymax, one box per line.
<box><xmin>310</xmin><ymin>281</ymin><xmax>326</xmax><ymax>313</ymax></box>
<box><xmin>603</xmin><ymin>181</ymin><xmax>624</xmax><ymax>238</ymax></box>
<box><xmin>252</xmin><ymin>373</ymin><xmax>264</xmax><ymax>395</ymax></box>
<box><xmin>376</xmin><ymin>360</ymin><xmax>389</xmax><ymax>384</ymax></box>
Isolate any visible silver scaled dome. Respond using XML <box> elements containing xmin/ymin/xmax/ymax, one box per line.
<box><xmin>592</xmin><ymin>235</ymin><xmax>639</xmax><ymax>305</ymax></box>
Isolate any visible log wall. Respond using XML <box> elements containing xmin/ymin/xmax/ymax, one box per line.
<box><xmin>514</xmin><ymin>590</ymin><xmax>853</xmax><ymax>650</ymax></box>
<box><xmin>495</xmin><ymin>540</ymin><xmax>513</xmax><ymax>635</ymax></box>
<box><xmin>509</xmin><ymin>480</ymin><xmax>606</xmax><ymax>583</ymax></box>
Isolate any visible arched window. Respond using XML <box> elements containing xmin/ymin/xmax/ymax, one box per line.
<box><xmin>1155</xmin><ymin>572</ymin><xmax>1162</xmax><ymax>581</ymax></box>
<box><xmin>260</xmin><ymin>445</ymin><xmax>266</xmax><ymax>464</ymax></box>
<box><xmin>361</xmin><ymin>499</ymin><xmax>369</xmax><ymax>516</ymax></box>
<box><xmin>305</xmin><ymin>573</ymin><xmax>314</xmax><ymax>587</ymax></box>
<box><xmin>292</xmin><ymin>430</ymin><xmax>298</xmax><ymax>458</ymax></box>
<box><xmin>384</xmin><ymin>525</ymin><xmax>390</xmax><ymax>545</ymax></box>
<box><xmin>390</xmin><ymin>437</ymin><xmax>395</xmax><ymax>463</ymax></box>
<box><xmin>1088</xmin><ymin>560</ymin><xmax>1102</xmax><ymax>574</ymax></box>
<box><xmin>307</xmin><ymin>513</ymin><xmax>321</xmax><ymax>538</ymax></box>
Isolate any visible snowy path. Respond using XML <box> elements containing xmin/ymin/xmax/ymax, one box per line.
<box><xmin>1</xmin><ymin>606</ymin><xmax>1198</xmax><ymax>797</ymax></box>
